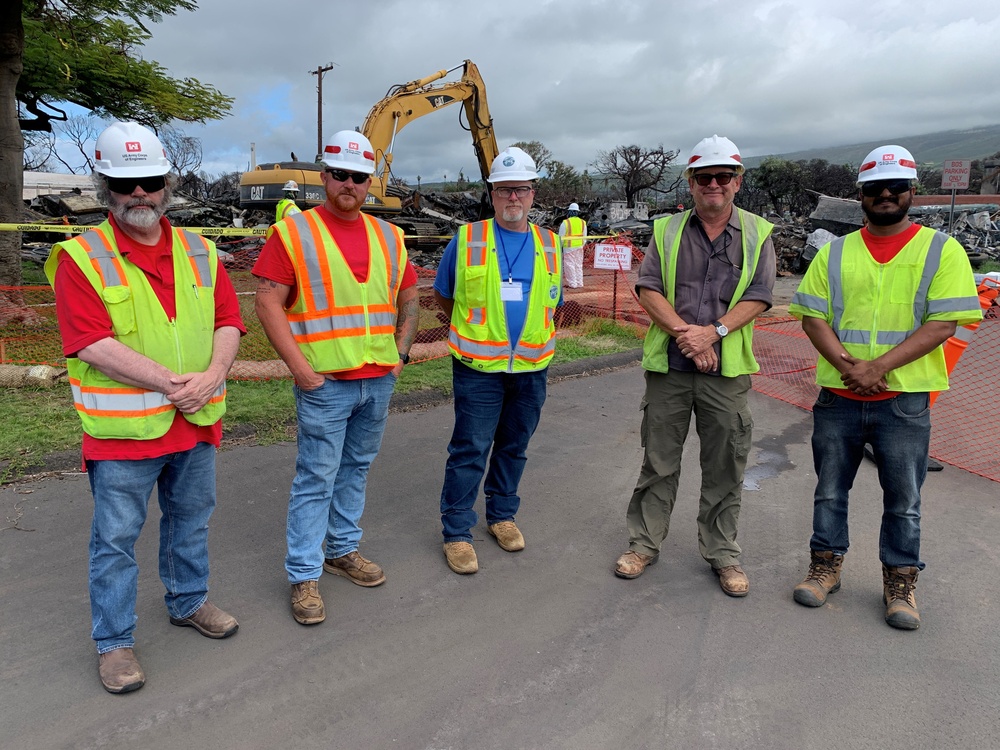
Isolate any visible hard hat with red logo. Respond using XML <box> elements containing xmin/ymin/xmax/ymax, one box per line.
<box><xmin>683</xmin><ymin>135</ymin><xmax>744</xmax><ymax>178</ymax></box>
<box><xmin>488</xmin><ymin>147</ymin><xmax>539</xmax><ymax>182</ymax></box>
<box><xmin>322</xmin><ymin>130</ymin><xmax>376</xmax><ymax>174</ymax></box>
<box><xmin>94</xmin><ymin>121</ymin><xmax>171</xmax><ymax>178</ymax></box>
<box><xmin>856</xmin><ymin>145</ymin><xmax>918</xmax><ymax>184</ymax></box>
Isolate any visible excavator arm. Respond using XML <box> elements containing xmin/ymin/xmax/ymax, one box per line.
<box><xmin>361</xmin><ymin>60</ymin><xmax>499</xmax><ymax>188</ymax></box>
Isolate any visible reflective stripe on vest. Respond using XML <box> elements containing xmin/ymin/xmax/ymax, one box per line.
<box><xmin>448</xmin><ymin>221</ymin><xmax>560</xmax><ymax>372</ymax></box>
<box><xmin>275</xmin><ymin>210</ymin><xmax>404</xmax><ymax>371</ymax></box>
<box><xmin>828</xmin><ymin>231</ymin><xmax>947</xmax><ymax>346</ymax></box>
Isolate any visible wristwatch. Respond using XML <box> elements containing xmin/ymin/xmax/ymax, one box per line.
<box><xmin>713</xmin><ymin>321</ymin><xmax>729</xmax><ymax>338</ymax></box>
<box><xmin>400</xmin><ymin>352</ymin><xmax>411</xmax><ymax>364</ymax></box>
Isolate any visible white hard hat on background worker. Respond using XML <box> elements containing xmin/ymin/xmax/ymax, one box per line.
<box><xmin>488</xmin><ymin>147</ymin><xmax>539</xmax><ymax>182</ymax></box>
<box><xmin>322</xmin><ymin>131</ymin><xmax>376</xmax><ymax>174</ymax></box>
<box><xmin>282</xmin><ymin>180</ymin><xmax>299</xmax><ymax>193</ymax></box>
<box><xmin>568</xmin><ymin>203</ymin><xmax>580</xmax><ymax>212</ymax></box>
<box><xmin>856</xmin><ymin>145</ymin><xmax>918</xmax><ymax>184</ymax></box>
<box><xmin>94</xmin><ymin>122</ymin><xmax>171</xmax><ymax>178</ymax></box>
<box><xmin>683</xmin><ymin>135</ymin><xmax>744</xmax><ymax>178</ymax></box>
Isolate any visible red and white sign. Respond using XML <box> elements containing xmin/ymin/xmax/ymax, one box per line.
<box><xmin>941</xmin><ymin>160</ymin><xmax>971</xmax><ymax>190</ymax></box>
<box><xmin>593</xmin><ymin>243</ymin><xmax>632</xmax><ymax>270</ymax></box>
<box><xmin>125</xmin><ymin>141</ymin><xmax>142</xmax><ymax>153</ymax></box>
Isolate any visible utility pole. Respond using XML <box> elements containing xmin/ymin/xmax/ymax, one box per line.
<box><xmin>310</xmin><ymin>63</ymin><xmax>337</xmax><ymax>160</ymax></box>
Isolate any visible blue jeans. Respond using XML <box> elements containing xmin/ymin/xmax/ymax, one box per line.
<box><xmin>440</xmin><ymin>359</ymin><xmax>548</xmax><ymax>542</ymax></box>
<box><xmin>286</xmin><ymin>374</ymin><xmax>396</xmax><ymax>583</ymax></box>
<box><xmin>810</xmin><ymin>389</ymin><xmax>930</xmax><ymax>569</ymax></box>
<box><xmin>86</xmin><ymin>442</ymin><xmax>217</xmax><ymax>654</ymax></box>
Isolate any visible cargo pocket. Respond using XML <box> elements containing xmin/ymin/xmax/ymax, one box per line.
<box><xmin>102</xmin><ymin>285</ymin><xmax>136</xmax><ymax>336</ymax></box>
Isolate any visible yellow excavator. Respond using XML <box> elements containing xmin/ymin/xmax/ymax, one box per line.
<box><xmin>239</xmin><ymin>60</ymin><xmax>499</xmax><ymax>222</ymax></box>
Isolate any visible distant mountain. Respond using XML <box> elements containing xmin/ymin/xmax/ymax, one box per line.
<box><xmin>743</xmin><ymin>125</ymin><xmax>1000</xmax><ymax>169</ymax></box>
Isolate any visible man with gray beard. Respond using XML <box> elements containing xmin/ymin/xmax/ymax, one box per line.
<box><xmin>45</xmin><ymin>121</ymin><xmax>245</xmax><ymax>693</ymax></box>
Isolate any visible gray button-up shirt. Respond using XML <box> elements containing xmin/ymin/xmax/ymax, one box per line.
<box><xmin>635</xmin><ymin>209</ymin><xmax>776</xmax><ymax>373</ymax></box>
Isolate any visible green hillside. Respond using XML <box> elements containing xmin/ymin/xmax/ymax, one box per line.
<box><xmin>744</xmin><ymin>124</ymin><xmax>1000</xmax><ymax>169</ymax></box>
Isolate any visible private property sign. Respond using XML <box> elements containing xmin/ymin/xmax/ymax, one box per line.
<box><xmin>593</xmin><ymin>243</ymin><xmax>632</xmax><ymax>270</ymax></box>
<box><xmin>941</xmin><ymin>160</ymin><xmax>971</xmax><ymax>190</ymax></box>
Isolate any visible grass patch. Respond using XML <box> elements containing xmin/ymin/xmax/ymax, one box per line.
<box><xmin>1</xmin><ymin>318</ymin><xmax>645</xmax><ymax>480</ymax></box>
<box><xmin>977</xmin><ymin>260</ymin><xmax>1000</xmax><ymax>274</ymax></box>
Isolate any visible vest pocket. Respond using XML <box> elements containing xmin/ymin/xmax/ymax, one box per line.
<box><xmin>463</xmin><ymin>265</ymin><xmax>488</xmax><ymax>307</ymax></box>
<box><xmin>102</xmin><ymin>285</ymin><xmax>136</xmax><ymax>335</ymax></box>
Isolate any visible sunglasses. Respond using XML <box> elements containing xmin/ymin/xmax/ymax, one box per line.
<box><xmin>325</xmin><ymin>168</ymin><xmax>370</xmax><ymax>184</ymax></box>
<box><xmin>106</xmin><ymin>175</ymin><xmax>166</xmax><ymax>194</ymax></box>
<box><xmin>692</xmin><ymin>172</ymin><xmax>738</xmax><ymax>187</ymax></box>
<box><xmin>493</xmin><ymin>186</ymin><xmax>534</xmax><ymax>198</ymax></box>
<box><xmin>860</xmin><ymin>179</ymin><xmax>913</xmax><ymax>198</ymax></box>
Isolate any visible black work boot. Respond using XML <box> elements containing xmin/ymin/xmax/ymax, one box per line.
<box><xmin>883</xmin><ymin>565</ymin><xmax>920</xmax><ymax>630</ymax></box>
<box><xmin>793</xmin><ymin>550</ymin><xmax>844</xmax><ymax>607</ymax></box>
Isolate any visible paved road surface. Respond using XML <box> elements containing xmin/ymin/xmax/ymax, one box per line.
<box><xmin>2</xmin><ymin>365</ymin><xmax>998</xmax><ymax>749</ymax></box>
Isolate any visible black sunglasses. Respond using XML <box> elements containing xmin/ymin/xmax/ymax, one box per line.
<box><xmin>325</xmin><ymin>168</ymin><xmax>370</xmax><ymax>185</ymax></box>
<box><xmin>106</xmin><ymin>175</ymin><xmax>166</xmax><ymax>194</ymax></box>
<box><xmin>860</xmin><ymin>179</ymin><xmax>913</xmax><ymax>198</ymax></box>
<box><xmin>692</xmin><ymin>171</ymin><xmax>738</xmax><ymax>187</ymax></box>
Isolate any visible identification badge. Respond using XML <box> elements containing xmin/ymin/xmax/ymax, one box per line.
<box><xmin>500</xmin><ymin>281</ymin><xmax>523</xmax><ymax>301</ymax></box>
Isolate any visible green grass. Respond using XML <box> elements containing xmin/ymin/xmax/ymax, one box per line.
<box><xmin>0</xmin><ymin>320</ymin><xmax>643</xmax><ymax>480</ymax></box>
<box><xmin>977</xmin><ymin>261</ymin><xmax>1000</xmax><ymax>274</ymax></box>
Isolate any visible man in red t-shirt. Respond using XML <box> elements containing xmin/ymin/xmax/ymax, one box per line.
<box><xmin>47</xmin><ymin>122</ymin><xmax>245</xmax><ymax>694</ymax></box>
<box><xmin>254</xmin><ymin>130</ymin><xmax>418</xmax><ymax>626</ymax></box>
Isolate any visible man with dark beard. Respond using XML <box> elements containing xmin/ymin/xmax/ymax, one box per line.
<box><xmin>433</xmin><ymin>146</ymin><xmax>561</xmax><ymax>574</ymax></box>
<box><xmin>253</xmin><ymin>130</ymin><xmax>419</xmax><ymax>625</ymax></box>
<box><xmin>788</xmin><ymin>145</ymin><xmax>982</xmax><ymax>630</ymax></box>
<box><xmin>45</xmin><ymin>122</ymin><xmax>245</xmax><ymax>693</ymax></box>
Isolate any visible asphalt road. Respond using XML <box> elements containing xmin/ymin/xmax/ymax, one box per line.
<box><xmin>2</xmin><ymin>364</ymin><xmax>998</xmax><ymax>750</ymax></box>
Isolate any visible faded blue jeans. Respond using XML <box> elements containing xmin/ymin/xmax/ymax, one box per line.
<box><xmin>809</xmin><ymin>388</ymin><xmax>930</xmax><ymax>570</ymax></box>
<box><xmin>440</xmin><ymin>359</ymin><xmax>548</xmax><ymax>542</ymax></box>
<box><xmin>86</xmin><ymin>442</ymin><xmax>216</xmax><ymax>654</ymax></box>
<box><xmin>285</xmin><ymin>373</ymin><xmax>396</xmax><ymax>583</ymax></box>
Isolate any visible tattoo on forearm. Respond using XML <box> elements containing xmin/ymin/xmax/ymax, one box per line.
<box><xmin>395</xmin><ymin>296</ymin><xmax>419</xmax><ymax>351</ymax></box>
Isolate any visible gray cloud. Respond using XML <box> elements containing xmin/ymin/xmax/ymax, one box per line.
<box><xmin>132</xmin><ymin>0</ymin><xmax>1000</xmax><ymax>179</ymax></box>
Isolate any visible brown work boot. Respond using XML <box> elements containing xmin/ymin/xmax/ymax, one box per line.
<box><xmin>487</xmin><ymin>521</ymin><xmax>525</xmax><ymax>552</ymax></box>
<box><xmin>98</xmin><ymin>647</ymin><xmax>145</xmax><ymax>694</ymax></box>
<box><xmin>323</xmin><ymin>550</ymin><xmax>386</xmax><ymax>587</ymax></box>
<box><xmin>883</xmin><ymin>565</ymin><xmax>921</xmax><ymax>630</ymax></box>
<box><xmin>443</xmin><ymin>542</ymin><xmax>479</xmax><ymax>574</ymax></box>
<box><xmin>715</xmin><ymin>565</ymin><xmax>750</xmax><ymax>597</ymax></box>
<box><xmin>169</xmin><ymin>600</ymin><xmax>239</xmax><ymax>638</ymax></box>
<box><xmin>793</xmin><ymin>550</ymin><xmax>844</xmax><ymax>607</ymax></box>
<box><xmin>614</xmin><ymin>550</ymin><xmax>658</xmax><ymax>579</ymax></box>
<box><xmin>290</xmin><ymin>580</ymin><xmax>325</xmax><ymax>625</ymax></box>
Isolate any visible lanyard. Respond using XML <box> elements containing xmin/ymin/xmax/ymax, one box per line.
<box><xmin>495</xmin><ymin>221</ymin><xmax>530</xmax><ymax>283</ymax></box>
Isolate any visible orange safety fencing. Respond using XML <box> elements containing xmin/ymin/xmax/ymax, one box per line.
<box><xmin>4</xmin><ymin>238</ymin><xmax>999</xmax><ymax>482</ymax></box>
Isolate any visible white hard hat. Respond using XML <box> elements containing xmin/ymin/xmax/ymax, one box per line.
<box><xmin>94</xmin><ymin>121</ymin><xmax>170</xmax><ymax>178</ymax></box>
<box><xmin>321</xmin><ymin>130</ymin><xmax>376</xmax><ymax>174</ymax></box>
<box><xmin>568</xmin><ymin>203</ymin><xmax>580</xmax><ymax>211</ymax></box>
<box><xmin>856</xmin><ymin>145</ymin><xmax>918</xmax><ymax>184</ymax></box>
<box><xmin>282</xmin><ymin>180</ymin><xmax>299</xmax><ymax>192</ymax></box>
<box><xmin>683</xmin><ymin>135</ymin><xmax>744</xmax><ymax>178</ymax></box>
<box><xmin>488</xmin><ymin>147</ymin><xmax>539</xmax><ymax>183</ymax></box>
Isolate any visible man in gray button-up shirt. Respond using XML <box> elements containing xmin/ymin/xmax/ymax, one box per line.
<box><xmin>613</xmin><ymin>135</ymin><xmax>776</xmax><ymax>598</ymax></box>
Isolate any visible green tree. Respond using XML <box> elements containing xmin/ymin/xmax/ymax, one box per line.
<box><xmin>510</xmin><ymin>140</ymin><xmax>553</xmax><ymax>173</ymax></box>
<box><xmin>0</xmin><ymin>0</ymin><xmax>233</xmax><ymax>299</ymax></box>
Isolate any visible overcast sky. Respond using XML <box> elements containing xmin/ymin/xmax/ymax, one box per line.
<box><xmin>124</xmin><ymin>0</ymin><xmax>1000</xmax><ymax>182</ymax></box>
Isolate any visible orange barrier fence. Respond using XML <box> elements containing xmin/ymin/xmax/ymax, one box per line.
<box><xmin>5</xmin><ymin>239</ymin><xmax>998</xmax><ymax>482</ymax></box>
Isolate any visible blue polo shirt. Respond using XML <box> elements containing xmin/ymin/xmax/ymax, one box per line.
<box><xmin>435</xmin><ymin>221</ymin><xmax>561</xmax><ymax>346</ymax></box>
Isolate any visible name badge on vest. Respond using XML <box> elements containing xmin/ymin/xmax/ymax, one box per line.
<box><xmin>500</xmin><ymin>281</ymin><xmax>523</xmax><ymax>302</ymax></box>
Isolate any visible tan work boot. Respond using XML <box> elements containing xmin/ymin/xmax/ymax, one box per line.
<box><xmin>169</xmin><ymin>600</ymin><xmax>239</xmax><ymax>638</ymax></box>
<box><xmin>98</xmin><ymin>647</ymin><xmax>145</xmax><ymax>694</ymax></box>
<box><xmin>324</xmin><ymin>550</ymin><xmax>386</xmax><ymax>587</ymax></box>
<box><xmin>487</xmin><ymin>521</ymin><xmax>525</xmax><ymax>552</ymax></box>
<box><xmin>443</xmin><ymin>542</ymin><xmax>479</xmax><ymax>574</ymax></box>
<box><xmin>793</xmin><ymin>550</ymin><xmax>844</xmax><ymax>607</ymax></box>
<box><xmin>883</xmin><ymin>565</ymin><xmax>921</xmax><ymax>630</ymax></box>
<box><xmin>290</xmin><ymin>580</ymin><xmax>325</xmax><ymax>625</ymax></box>
<box><xmin>614</xmin><ymin>550</ymin><xmax>658</xmax><ymax>579</ymax></box>
<box><xmin>715</xmin><ymin>565</ymin><xmax>749</xmax><ymax>597</ymax></box>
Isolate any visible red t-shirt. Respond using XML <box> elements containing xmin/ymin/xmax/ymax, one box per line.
<box><xmin>832</xmin><ymin>222</ymin><xmax>923</xmax><ymax>401</ymax></box>
<box><xmin>252</xmin><ymin>205</ymin><xmax>418</xmax><ymax>380</ymax></box>
<box><xmin>52</xmin><ymin>215</ymin><xmax>247</xmax><ymax>463</ymax></box>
